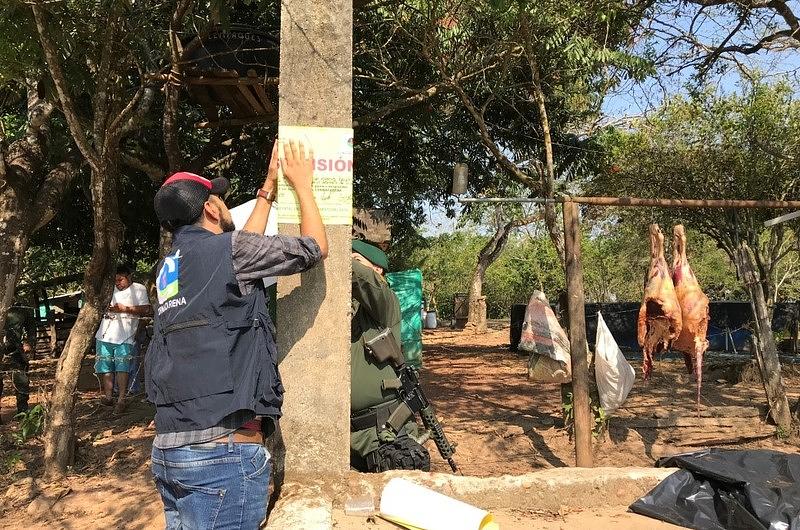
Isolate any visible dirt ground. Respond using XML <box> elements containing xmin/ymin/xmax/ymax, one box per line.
<box><xmin>331</xmin><ymin>507</ymin><xmax>684</xmax><ymax>530</ymax></box>
<box><xmin>420</xmin><ymin>323</ymin><xmax>800</xmax><ymax>475</ymax></box>
<box><xmin>1</xmin><ymin>322</ymin><xmax>798</xmax><ymax>529</ymax></box>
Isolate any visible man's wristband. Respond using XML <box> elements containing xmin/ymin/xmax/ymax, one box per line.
<box><xmin>256</xmin><ymin>188</ymin><xmax>277</xmax><ymax>203</ymax></box>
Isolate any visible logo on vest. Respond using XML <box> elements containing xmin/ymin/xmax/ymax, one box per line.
<box><xmin>157</xmin><ymin>250</ymin><xmax>181</xmax><ymax>304</ymax></box>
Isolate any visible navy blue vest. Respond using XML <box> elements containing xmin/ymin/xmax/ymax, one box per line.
<box><xmin>145</xmin><ymin>226</ymin><xmax>283</xmax><ymax>432</ymax></box>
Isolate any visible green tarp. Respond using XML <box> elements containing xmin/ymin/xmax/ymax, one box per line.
<box><xmin>386</xmin><ymin>269</ymin><xmax>423</xmax><ymax>368</ymax></box>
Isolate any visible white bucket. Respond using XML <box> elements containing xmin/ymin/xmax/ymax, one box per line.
<box><xmin>379</xmin><ymin>478</ymin><xmax>496</xmax><ymax>530</ymax></box>
<box><xmin>424</xmin><ymin>311</ymin><xmax>438</xmax><ymax>329</ymax></box>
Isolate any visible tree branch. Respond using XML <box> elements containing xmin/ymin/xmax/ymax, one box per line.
<box><xmin>452</xmin><ymin>83</ymin><xmax>539</xmax><ymax>191</ymax></box>
<box><xmin>31</xmin><ymin>160</ymin><xmax>82</xmax><ymax>232</ymax></box>
<box><xmin>353</xmin><ymin>84</ymin><xmax>447</xmax><ymax>127</ymax></box>
<box><xmin>697</xmin><ymin>15</ymin><xmax>748</xmax><ymax>74</ymax></box>
<box><xmin>120</xmin><ymin>152</ymin><xmax>165</xmax><ymax>184</ymax></box>
<box><xmin>510</xmin><ymin>213</ymin><xmax>540</xmax><ymax>228</ymax></box>
<box><xmin>118</xmin><ymin>87</ymin><xmax>156</xmax><ymax>138</ymax></box>
<box><xmin>30</xmin><ymin>2</ymin><xmax>99</xmax><ymax>170</ymax></box>
<box><xmin>92</xmin><ymin>7</ymin><xmax>120</xmax><ymax>151</ymax></box>
<box><xmin>680</xmin><ymin>0</ymin><xmax>800</xmax><ymax>73</ymax></box>
<box><xmin>163</xmin><ymin>0</ymin><xmax>195</xmax><ymax>172</ymax></box>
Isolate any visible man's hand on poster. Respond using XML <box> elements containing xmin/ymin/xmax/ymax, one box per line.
<box><xmin>280</xmin><ymin>138</ymin><xmax>314</xmax><ymax>193</ymax></box>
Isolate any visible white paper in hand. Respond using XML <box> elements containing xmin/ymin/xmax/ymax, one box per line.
<box><xmin>229</xmin><ymin>198</ymin><xmax>279</xmax><ymax>288</ymax></box>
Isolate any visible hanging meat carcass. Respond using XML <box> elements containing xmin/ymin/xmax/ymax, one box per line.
<box><xmin>638</xmin><ymin>224</ymin><xmax>682</xmax><ymax>380</ymax></box>
<box><xmin>671</xmin><ymin>225</ymin><xmax>710</xmax><ymax>409</ymax></box>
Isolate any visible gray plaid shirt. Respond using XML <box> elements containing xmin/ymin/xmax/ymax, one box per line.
<box><xmin>153</xmin><ymin>230</ymin><xmax>321</xmax><ymax>449</ymax></box>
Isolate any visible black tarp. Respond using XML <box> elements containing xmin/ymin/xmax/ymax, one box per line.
<box><xmin>508</xmin><ymin>301</ymin><xmax>800</xmax><ymax>353</ymax></box>
<box><xmin>630</xmin><ymin>449</ymin><xmax>800</xmax><ymax>530</ymax></box>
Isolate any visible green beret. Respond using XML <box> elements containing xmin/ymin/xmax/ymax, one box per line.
<box><xmin>352</xmin><ymin>239</ymin><xmax>389</xmax><ymax>271</ymax></box>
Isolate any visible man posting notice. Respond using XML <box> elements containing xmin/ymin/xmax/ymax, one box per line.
<box><xmin>146</xmin><ymin>140</ymin><xmax>328</xmax><ymax>529</ymax></box>
<box><xmin>95</xmin><ymin>264</ymin><xmax>151</xmax><ymax>414</ymax></box>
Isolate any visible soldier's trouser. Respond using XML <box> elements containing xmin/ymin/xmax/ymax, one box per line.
<box><xmin>0</xmin><ymin>350</ymin><xmax>30</xmax><ymax>414</ymax></box>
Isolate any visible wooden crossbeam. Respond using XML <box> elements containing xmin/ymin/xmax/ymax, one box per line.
<box><xmin>187</xmin><ymin>76</ymin><xmax>279</xmax><ymax>86</ymax></box>
<box><xmin>145</xmin><ymin>72</ymin><xmax>279</xmax><ymax>86</ymax></box>
<box><xmin>249</xmin><ymin>70</ymin><xmax>277</xmax><ymax>115</ymax></box>
<box><xmin>237</xmin><ymin>85</ymin><xmax>268</xmax><ymax>115</ymax></box>
<box><xmin>195</xmin><ymin>117</ymin><xmax>276</xmax><ymax>129</ymax></box>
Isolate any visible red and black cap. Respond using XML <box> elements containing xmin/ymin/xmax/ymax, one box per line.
<box><xmin>154</xmin><ymin>172</ymin><xmax>230</xmax><ymax>230</ymax></box>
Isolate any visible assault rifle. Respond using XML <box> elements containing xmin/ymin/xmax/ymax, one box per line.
<box><xmin>365</xmin><ymin>328</ymin><xmax>459</xmax><ymax>473</ymax></box>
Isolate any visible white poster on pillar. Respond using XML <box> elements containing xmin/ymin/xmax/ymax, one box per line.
<box><xmin>230</xmin><ymin>199</ymin><xmax>279</xmax><ymax>288</ymax></box>
<box><xmin>276</xmin><ymin>125</ymin><xmax>353</xmax><ymax>225</ymax></box>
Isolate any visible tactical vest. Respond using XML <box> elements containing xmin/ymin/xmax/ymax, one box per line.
<box><xmin>145</xmin><ymin>226</ymin><xmax>283</xmax><ymax>433</ymax></box>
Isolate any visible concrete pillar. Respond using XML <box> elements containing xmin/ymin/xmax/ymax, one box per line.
<box><xmin>276</xmin><ymin>0</ymin><xmax>352</xmax><ymax>481</ymax></box>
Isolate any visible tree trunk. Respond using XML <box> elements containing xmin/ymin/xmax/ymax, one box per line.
<box><xmin>734</xmin><ymin>242</ymin><xmax>792</xmax><ymax>431</ymax></box>
<box><xmin>794</xmin><ymin>400</ymin><xmax>800</xmax><ymax>428</ymax></box>
<box><xmin>0</xmin><ymin>187</ymin><xmax>32</xmax><ymax>340</ymax></box>
<box><xmin>163</xmin><ymin>3</ymin><xmax>190</xmax><ymax>173</ymax></box>
<box><xmin>529</xmin><ymin>61</ymin><xmax>564</xmax><ymax>265</ymax></box>
<box><xmin>0</xmin><ymin>159</ymin><xmax>80</xmax><ymax>344</ymax></box>
<box><xmin>466</xmin><ymin>210</ymin><xmax>539</xmax><ymax>331</ymax></box>
<box><xmin>0</xmin><ymin>87</ymin><xmax>50</xmax><ymax>336</ymax></box>
<box><xmin>466</xmin><ymin>261</ymin><xmax>488</xmax><ymax>332</ymax></box>
<box><xmin>44</xmin><ymin>160</ymin><xmax>123</xmax><ymax>477</ymax></box>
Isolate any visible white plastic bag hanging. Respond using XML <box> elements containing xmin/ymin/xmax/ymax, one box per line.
<box><xmin>594</xmin><ymin>311</ymin><xmax>635</xmax><ymax>414</ymax></box>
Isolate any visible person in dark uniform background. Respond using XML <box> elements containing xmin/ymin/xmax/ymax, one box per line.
<box><xmin>350</xmin><ymin>239</ymin><xmax>430</xmax><ymax>472</ymax></box>
<box><xmin>2</xmin><ymin>303</ymin><xmax>36</xmax><ymax>420</ymax></box>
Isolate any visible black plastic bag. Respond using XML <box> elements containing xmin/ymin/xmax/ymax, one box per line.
<box><xmin>630</xmin><ymin>449</ymin><xmax>800</xmax><ymax>530</ymax></box>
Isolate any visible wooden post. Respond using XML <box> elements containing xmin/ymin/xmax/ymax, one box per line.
<box><xmin>735</xmin><ymin>243</ymin><xmax>792</xmax><ymax>431</ymax></box>
<box><xmin>562</xmin><ymin>201</ymin><xmax>593</xmax><ymax>467</ymax></box>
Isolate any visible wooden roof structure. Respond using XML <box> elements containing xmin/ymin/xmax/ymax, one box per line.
<box><xmin>151</xmin><ymin>26</ymin><xmax>280</xmax><ymax>128</ymax></box>
<box><xmin>185</xmin><ymin>68</ymin><xmax>278</xmax><ymax>128</ymax></box>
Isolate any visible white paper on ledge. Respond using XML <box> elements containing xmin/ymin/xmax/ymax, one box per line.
<box><xmin>229</xmin><ymin>198</ymin><xmax>278</xmax><ymax>288</ymax></box>
<box><xmin>379</xmin><ymin>478</ymin><xmax>497</xmax><ymax>530</ymax></box>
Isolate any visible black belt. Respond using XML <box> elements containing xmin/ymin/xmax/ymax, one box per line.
<box><xmin>351</xmin><ymin>401</ymin><xmax>399</xmax><ymax>432</ymax></box>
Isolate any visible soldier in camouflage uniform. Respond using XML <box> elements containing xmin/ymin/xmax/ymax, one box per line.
<box><xmin>350</xmin><ymin>240</ymin><xmax>430</xmax><ymax>472</ymax></box>
<box><xmin>2</xmin><ymin>304</ymin><xmax>36</xmax><ymax>419</ymax></box>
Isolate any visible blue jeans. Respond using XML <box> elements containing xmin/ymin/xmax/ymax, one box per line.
<box><xmin>151</xmin><ymin>439</ymin><xmax>270</xmax><ymax>529</ymax></box>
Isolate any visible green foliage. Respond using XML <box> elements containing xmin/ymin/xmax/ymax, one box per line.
<box><xmin>593</xmin><ymin>401</ymin><xmax>607</xmax><ymax>437</ymax></box>
<box><xmin>12</xmin><ymin>404</ymin><xmax>45</xmax><ymax>445</ymax></box>
<box><xmin>0</xmin><ymin>3</ymin><xmax>44</xmax><ymax>84</ymax></box>
<box><xmin>401</xmin><ymin>216</ymin><xmax>743</xmax><ymax>321</ymax></box>
<box><xmin>561</xmin><ymin>391</ymin><xmax>607</xmax><ymax>437</ymax></box>
<box><xmin>594</xmin><ymin>78</ymin><xmax>800</xmax><ymax>304</ymax></box>
<box><xmin>354</xmin><ymin>0</ymin><xmax>654</xmax><ymax>241</ymax></box>
<box><xmin>485</xmin><ymin>232</ymin><xmax>564</xmax><ymax>312</ymax></box>
<box><xmin>0</xmin><ymin>109</ymin><xmax>27</xmax><ymax>143</ymax></box>
<box><xmin>562</xmin><ymin>392</ymin><xmax>573</xmax><ymax>416</ymax></box>
<box><xmin>402</xmin><ymin>232</ymin><xmax>487</xmax><ymax>317</ymax></box>
<box><xmin>1</xmin><ymin>449</ymin><xmax>22</xmax><ymax>474</ymax></box>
